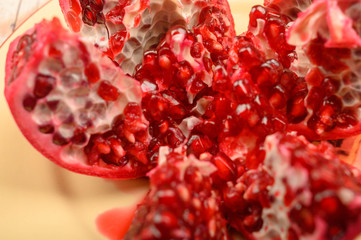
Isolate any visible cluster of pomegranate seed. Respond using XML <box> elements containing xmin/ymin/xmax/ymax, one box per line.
<box><xmin>125</xmin><ymin>150</ymin><xmax>229</xmax><ymax>239</ymax></box>
<box><xmin>5</xmin><ymin>0</ymin><xmax>361</xmax><ymax>239</ymax></box>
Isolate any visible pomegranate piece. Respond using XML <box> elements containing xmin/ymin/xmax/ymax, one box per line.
<box><xmin>283</xmin><ymin>1</ymin><xmax>361</xmax><ymax>140</ymax></box>
<box><xmin>125</xmin><ymin>149</ymin><xmax>229</xmax><ymax>239</ymax></box>
<box><xmin>58</xmin><ymin>0</ymin><xmax>235</xmax><ymax>74</ymax></box>
<box><xmin>4</xmin><ymin>18</ymin><xmax>152</xmax><ymax>178</ymax></box>
<box><xmin>226</xmin><ymin>4</ymin><xmax>361</xmax><ymax>141</ymax></box>
<box><xmin>224</xmin><ymin>133</ymin><xmax>361</xmax><ymax>240</ymax></box>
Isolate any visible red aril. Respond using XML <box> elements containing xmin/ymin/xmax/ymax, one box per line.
<box><xmin>4</xmin><ymin>18</ymin><xmax>152</xmax><ymax>178</ymax></box>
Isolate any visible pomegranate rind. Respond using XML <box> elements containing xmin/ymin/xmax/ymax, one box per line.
<box><xmin>4</xmin><ymin>18</ymin><xmax>149</xmax><ymax>179</ymax></box>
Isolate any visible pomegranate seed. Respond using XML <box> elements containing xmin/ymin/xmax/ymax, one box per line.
<box><xmin>52</xmin><ymin>132</ymin><xmax>69</xmax><ymax>146</ymax></box>
<box><xmin>154</xmin><ymin>211</ymin><xmax>178</xmax><ymax>229</ymax></box>
<box><xmin>213</xmin><ymin>153</ymin><xmax>237</xmax><ymax>181</ymax></box>
<box><xmin>97</xmin><ymin>80</ymin><xmax>120</xmax><ymax>101</ymax></box>
<box><xmin>158</xmin><ymin>54</ymin><xmax>172</xmax><ymax>70</ymax></box>
<box><xmin>249</xmin><ymin>5</ymin><xmax>267</xmax><ymax>27</ymax></box>
<box><xmin>337</xmin><ymin>110</ymin><xmax>358</xmax><ymax>127</ymax></box>
<box><xmin>71</xmin><ymin>130</ymin><xmax>87</xmax><ymax>145</ymax></box>
<box><xmin>187</xmin><ymin>134</ymin><xmax>213</xmax><ymax>157</ymax></box>
<box><xmin>22</xmin><ymin>95</ymin><xmax>37</xmax><ymax>112</ymax></box>
<box><xmin>38</xmin><ymin>124</ymin><xmax>55</xmax><ymax>134</ymax></box>
<box><xmin>85</xmin><ymin>62</ymin><xmax>100</xmax><ymax>83</ymax></box>
<box><xmin>290</xmin><ymin>206</ymin><xmax>315</xmax><ymax>233</ymax></box>
<box><xmin>305</xmin><ymin>68</ymin><xmax>323</xmax><ymax>87</ymax></box>
<box><xmin>288</xmin><ymin>97</ymin><xmax>307</xmax><ymax>123</ymax></box>
<box><xmin>176</xmin><ymin>61</ymin><xmax>193</xmax><ymax>84</ymax></box>
<box><xmin>70</xmin><ymin>0</ymin><xmax>81</xmax><ymax>15</ymax></box>
<box><xmin>106</xmin><ymin>5</ymin><xmax>125</xmax><ymax>24</ymax></box>
<box><xmin>33</xmin><ymin>74</ymin><xmax>56</xmax><ymax>99</ymax></box>
<box><xmin>89</xmin><ymin>0</ymin><xmax>104</xmax><ymax>11</ymax></box>
<box><xmin>190</xmin><ymin>42</ymin><xmax>203</xmax><ymax>58</ymax></box>
<box><xmin>66</xmin><ymin>10</ymin><xmax>82</xmax><ymax>32</ymax></box>
<box><xmin>166</xmin><ymin>127</ymin><xmax>185</xmax><ymax>148</ymax></box>
<box><xmin>48</xmin><ymin>44</ymin><xmax>62</xmax><ymax>59</ymax></box>
<box><xmin>203</xmin><ymin>57</ymin><xmax>213</xmax><ymax>72</ymax></box>
<box><xmin>110</xmin><ymin>30</ymin><xmax>127</xmax><ymax>54</ymax></box>
<box><xmin>82</xmin><ymin>6</ymin><xmax>97</xmax><ymax>26</ymax></box>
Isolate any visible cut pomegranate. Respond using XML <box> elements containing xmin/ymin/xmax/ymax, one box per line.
<box><xmin>224</xmin><ymin>133</ymin><xmax>361</xmax><ymax>240</ymax></box>
<box><xmin>4</xmin><ymin>18</ymin><xmax>152</xmax><ymax>178</ymax></box>
<box><xmin>125</xmin><ymin>149</ymin><xmax>229</xmax><ymax>239</ymax></box>
<box><xmin>58</xmin><ymin>0</ymin><xmax>235</xmax><ymax>74</ymax></box>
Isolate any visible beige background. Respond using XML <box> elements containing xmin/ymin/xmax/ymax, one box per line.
<box><xmin>0</xmin><ymin>0</ymin><xmax>262</xmax><ymax>240</ymax></box>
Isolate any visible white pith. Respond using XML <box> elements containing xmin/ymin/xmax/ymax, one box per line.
<box><xmin>79</xmin><ymin>0</ymin><xmax>204</xmax><ymax>74</ymax></box>
<box><xmin>30</xmin><ymin>38</ymin><xmax>142</xmax><ymax>165</ymax></box>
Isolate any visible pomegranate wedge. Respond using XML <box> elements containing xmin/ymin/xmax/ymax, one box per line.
<box><xmin>4</xmin><ymin>18</ymin><xmax>153</xmax><ymax>178</ymax></box>
<box><xmin>279</xmin><ymin>0</ymin><xmax>361</xmax><ymax>140</ymax></box>
<box><xmin>224</xmin><ymin>133</ymin><xmax>361</xmax><ymax>240</ymax></box>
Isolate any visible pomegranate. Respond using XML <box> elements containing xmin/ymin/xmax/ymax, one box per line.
<box><xmin>125</xmin><ymin>148</ymin><xmax>229</xmax><ymax>239</ymax></box>
<box><xmin>224</xmin><ymin>133</ymin><xmax>361</xmax><ymax>240</ymax></box>
<box><xmin>4</xmin><ymin>18</ymin><xmax>152</xmax><ymax>178</ymax></box>
<box><xmin>59</xmin><ymin>0</ymin><xmax>235</xmax><ymax>74</ymax></box>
